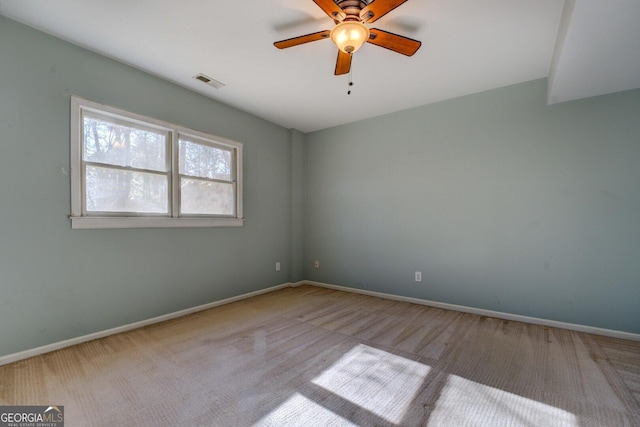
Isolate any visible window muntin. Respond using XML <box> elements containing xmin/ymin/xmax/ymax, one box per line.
<box><xmin>70</xmin><ymin>96</ymin><xmax>243</xmax><ymax>229</ymax></box>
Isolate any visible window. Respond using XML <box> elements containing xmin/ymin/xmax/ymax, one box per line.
<box><xmin>70</xmin><ymin>96</ymin><xmax>243</xmax><ymax>229</ymax></box>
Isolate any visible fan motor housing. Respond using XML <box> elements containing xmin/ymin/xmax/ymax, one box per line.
<box><xmin>336</xmin><ymin>0</ymin><xmax>369</xmax><ymax>19</ymax></box>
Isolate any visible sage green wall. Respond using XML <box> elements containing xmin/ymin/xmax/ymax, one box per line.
<box><xmin>289</xmin><ymin>129</ymin><xmax>306</xmax><ymax>282</ymax></box>
<box><xmin>0</xmin><ymin>17</ymin><xmax>292</xmax><ymax>357</ymax></box>
<box><xmin>305</xmin><ymin>79</ymin><xmax>640</xmax><ymax>334</ymax></box>
<box><xmin>2</xmin><ymin>15</ymin><xmax>639</xmax><ymax>359</ymax></box>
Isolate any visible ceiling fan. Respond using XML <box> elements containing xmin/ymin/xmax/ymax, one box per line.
<box><xmin>274</xmin><ymin>0</ymin><xmax>421</xmax><ymax>75</ymax></box>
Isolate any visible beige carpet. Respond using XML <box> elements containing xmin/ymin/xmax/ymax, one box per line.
<box><xmin>1</xmin><ymin>285</ymin><xmax>639</xmax><ymax>426</ymax></box>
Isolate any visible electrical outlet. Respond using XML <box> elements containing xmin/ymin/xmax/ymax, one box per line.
<box><xmin>275</xmin><ymin>262</ymin><xmax>281</xmax><ymax>272</ymax></box>
<box><xmin>415</xmin><ymin>271</ymin><xmax>422</xmax><ymax>282</ymax></box>
<box><xmin>314</xmin><ymin>260</ymin><xmax>320</xmax><ymax>269</ymax></box>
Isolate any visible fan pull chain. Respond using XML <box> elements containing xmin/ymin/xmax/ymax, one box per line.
<box><xmin>347</xmin><ymin>60</ymin><xmax>354</xmax><ymax>95</ymax></box>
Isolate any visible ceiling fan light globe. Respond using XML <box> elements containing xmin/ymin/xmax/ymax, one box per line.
<box><xmin>330</xmin><ymin>21</ymin><xmax>370</xmax><ymax>54</ymax></box>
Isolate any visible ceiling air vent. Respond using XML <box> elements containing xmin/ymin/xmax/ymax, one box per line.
<box><xmin>194</xmin><ymin>73</ymin><xmax>225</xmax><ymax>89</ymax></box>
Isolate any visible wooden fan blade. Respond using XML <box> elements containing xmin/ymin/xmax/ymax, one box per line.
<box><xmin>335</xmin><ymin>50</ymin><xmax>352</xmax><ymax>75</ymax></box>
<box><xmin>313</xmin><ymin>0</ymin><xmax>346</xmax><ymax>21</ymax></box>
<box><xmin>360</xmin><ymin>0</ymin><xmax>407</xmax><ymax>23</ymax></box>
<box><xmin>367</xmin><ymin>28</ymin><xmax>421</xmax><ymax>56</ymax></box>
<box><xmin>274</xmin><ymin>30</ymin><xmax>331</xmax><ymax>49</ymax></box>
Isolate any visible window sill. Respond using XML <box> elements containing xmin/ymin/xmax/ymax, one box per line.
<box><xmin>70</xmin><ymin>216</ymin><xmax>244</xmax><ymax>229</ymax></box>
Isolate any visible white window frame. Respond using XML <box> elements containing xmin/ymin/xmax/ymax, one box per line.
<box><xmin>70</xmin><ymin>96</ymin><xmax>243</xmax><ymax>229</ymax></box>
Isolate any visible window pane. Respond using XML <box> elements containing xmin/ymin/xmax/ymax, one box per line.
<box><xmin>86</xmin><ymin>165</ymin><xmax>168</xmax><ymax>213</ymax></box>
<box><xmin>180</xmin><ymin>178</ymin><xmax>234</xmax><ymax>215</ymax></box>
<box><xmin>83</xmin><ymin>116</ymin><xmax>167</xmax><ymax>171</ymax></box>
<box><xmin>179</xmin><ymin>138</ymin><xmax>232</xmax><ymax>180</ymax></box>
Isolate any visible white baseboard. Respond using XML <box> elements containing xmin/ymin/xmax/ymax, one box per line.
<box><xmin>3</xmin><ymin>280</ymin><xmax>638</xmax><ymax>367</ymax></box>
<box><xmin>0</xmin><ymin>283</ymin><xmax>293</xmax><ymax>367</ymax></box>
<box><xmin>303</xmin><ymin>280</ymin><xmax>640</xmax><ymax>342</ymax></box>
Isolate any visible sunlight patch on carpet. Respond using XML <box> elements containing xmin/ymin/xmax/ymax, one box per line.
<box><xmin>429</xmin><ymin>375</ymin><xmax>578</xmax><ymax>426</ymax></box>
<box><xmin>312</xmin><ymin>344</ymin><xmax>430</xmax><ymax>424</ymax></box>
<box><xmin>253</xmin><ymin>392</ymin><xmax>358</xmax><ymax>427</ymax></box>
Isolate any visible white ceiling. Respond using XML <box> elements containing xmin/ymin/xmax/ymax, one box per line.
<box><xmin>0</xmin><ymin>0</ymin><xmax>638</xmax><ymax>133</ymax></box>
